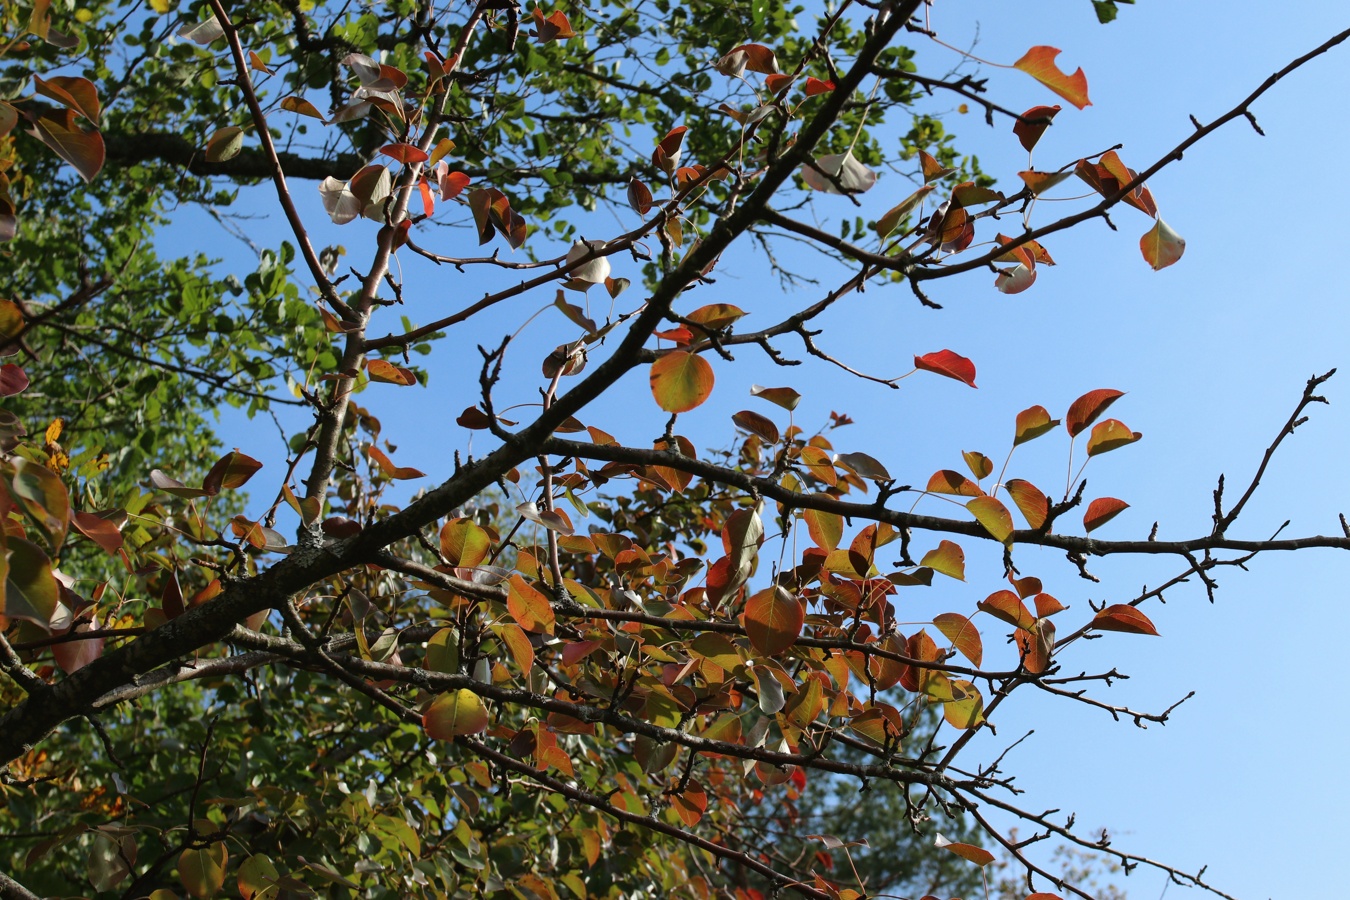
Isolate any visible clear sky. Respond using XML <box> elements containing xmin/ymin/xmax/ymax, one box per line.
<box><xmin>178</xmin><ymin>1</ymin><xmax>1350</xmax><ymax>896</ymax></box>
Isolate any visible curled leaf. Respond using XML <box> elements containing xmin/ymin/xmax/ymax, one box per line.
<box><xmin>914</xmin><ymin>350</ymin><xmax>976</xmax><ymax>388</ymax></box>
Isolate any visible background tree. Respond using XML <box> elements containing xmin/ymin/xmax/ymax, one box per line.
<box><xmin>0</xmin><ymin>0</ymin><xmax>1346</xmax><ymax>898</ymax></box>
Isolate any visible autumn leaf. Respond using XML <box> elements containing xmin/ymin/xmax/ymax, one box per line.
<box><xmin>424</xmin><ymin>688</ymin><xmax>489</xmax><ymax>738</ymax></box>
<box><xmin>650</xmin><ymin>351</ymin><xmax>714</xmax><ymax>413</ymax></box>
<box><xmin>368</xmin><ymin>445</ymin><xmax>426</xmax><ymax>480</ymax></box>
<box><xmin>1141</xmin><ymin>217</ymin><xmax>1186</xmax><ymax>270</ymax></box>
<box><xmin>935</xmin><ymin>832</ymin><xmax>995</xmax><ymax>866</ymax></box>
<box><xmin>1013</xmin><ymin>104</ymin><xmax>1060</xmax><ymax>152</ymax></box>
<box><xmin>920</xmin><ymin>540</ymin><xmax>965</xmax><ymax>581</ymax></box>
<box><xmin>744</xmin><ymin>586</ymin><xmax>804</xmax><ymax>655</ymax></box>
<box><xmin>1091</xmin><ymin>604</ymin><xmax>1159</xmax><ymax>636</ymax></box>
<box><xmin>967</xmin><ymin>496</ymin><xmax>1014</xmax><ymax>543</ymax></box>
<box><xmin>1014</xmin><ymin>46</ymin><xmax>1091</xmax><ymax>109</ymax></box>
<box><xmin>280</xmin><ymin>96</ymin><xmax>327</xmax><ymax>122</ymax></box>
<box><xmin>367</xmin><ymin>359</ymin><xmax>416</xmax><ymax>385</ymax></box>
<box><xmin>1065</xmin><ymin>389</ymin><xmax>1124</xmax><ymax>437</ymax></box>
<box><xmin>1014</xmin><ymin>405</ymin><xmax>1060</xmax><ymax>445</ymax></box>
<box><xmin>934</xmin><ymin>613</ymin><xmax>982</xmax><ymax>666</ymax></box>
<box><xmin>1086</xmin><ymin>418</ymin><xmax>1142</xmax><ymax>456</ymax></box>
<box><xmin>1084</xmin><ymin>496</ymin><xmax>1129</xmax><ymax>532</ymax></box>
<box><xmin>913</xmin><ymin>350</ymin><xmax>977</xmax><ymax>388</ymax></box>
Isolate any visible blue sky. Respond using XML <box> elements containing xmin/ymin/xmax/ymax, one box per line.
<box><xmin>177</xmin><ymin>1</ymin><xmax>1350</xmax><ymax>895</ymax></box>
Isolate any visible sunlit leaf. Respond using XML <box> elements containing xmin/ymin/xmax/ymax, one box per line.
<box><xmin>1140</xmin><ymin>217</ymin><xmax>1186</xmax><ymax>270</ymax></box>
<box><xmin>803</xmin><ymin>507</ymin><xmax>842</xmax><ymax>551</ymax></box>
<box><xmin>1091</xmin><ymin>604</ymin><xmax>1159</xmax><ymax>636</ymax></box>
<box><xmin>1084</xmin><ymin>496</ymin><xmax>1130</xmax><ymax>532</ymax></box>
<box><xmin>926</xmin><ymin>469</ymin><xmax>982</xmax><ymax>497</ymax></box>
<box><xmin>237</xmin><ymin>854</ymin><xmax>279</xmax><ymax>900</ymax></box>
<box><xmin>914</xmin><ymin>350</ymin><xmax>976</xmax><ymax>388</ymax></box>
<box><xmin>943</xmin><ymin>680</ymin><xmax>985</xmax><ymax>729</ymax></box>
<box><xmin>920</xmin><ymin>540</ymin><xmax>965</xmax><ymax>581</ymax></box>
<box><xmin>367</xmin><ymin>359</ymin><xmax>416</xmax><ymax>385</ymax></box>
<box><xmin>967</xmin><ymin>496</ymin><xmax>1014</xmax><ymax>543</ymax></box>
<box><xmin>649</xmin><ymin>351</ymin><xmax>714</xmax><ymax>413</ymax></box>
<box><xmin>1004</xmin><ymin>479</ymin><xmax>1049</xmax><ymax>530</ymax></box>
<box><xmin>2</xmin><ymin>539</ymin><xmax>60</xmax><ymax>630</ymax></box>
<box><xmin>934</xmin><ymin>613</ymin><xmax>982</xmax><ymax>666</ymax></box>
<box><xmin>1018</xmin><ymin>169</ymin><xmax>1076</xmax><ymax>195</ymax></box>
<box><xmin>72</xmin><ymin>510</ymin><xmax>123</xmax><ymax>554</ymax></box>
<box><xmin>1085</xmin><ymin>418</ymin><xmax>1142</xmax><ymax>456</ymax></box>
<box><xmin>1014</xmin><ymin>46</ymin><xmax>1091</xmax><ymax>109</ymax></box>
<box><xmin>714</xmin><ymin>43</ymin><xmax>779</xmax><ymax>77</ymax></box>
<box><xmin>507</xmin><ymin>574</ymin><xmax>555</xmax><ymax>634</ymax></box>
<box><xmin>1014</xmin><ymin>405</ymin><xmax>1059</xmax><ymax>445</ymax></box>
<box><xmin>269</xmin><ymin>97</ymin><xmax>324</xmax><ymax>126</ymax></box>
<box><xmin>531</xmin><ymin>7</ymin><xmax>576</xmax><ymax>42</ymax></box>
<box><xmin>743</xmin><ymin>588</ymin><xmax>803</xmax><ymax>655</ymax></box>
<box><xmin>424</xmin><ymin>688</ymin><xmax>489</xmax><ymax>738</ymax></box>
<box><xmin>1065</xmin><ymin>389</ymin><xmax>1124</xmax><ymax>437</ymax></box>
<box><xmin>962</xmin><ymin>451</ymin><xmax>993</xmax><ymax>480</ymax></box>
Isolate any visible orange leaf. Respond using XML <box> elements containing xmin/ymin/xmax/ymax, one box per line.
<box><xmin>1086</xmin><ymin>418</ymin><xmax>1141</xmax><ymax>456</ymax></box>
<box><xmin>1084</xmin><ymin>496</ymin><xmax>1129</xmax><ymax>532</ymax></box>
<box><xmin>804</xmin><ymin>77</ymin><xmax>835</xmax><ymax>95</ymax></box>
<box><xmin>933</xmin><ymin>612</ymin><xmax>982</xmax><ymax>666</ymax></box>
<box><xmin>926</xmin><ymin>469</ymin><xmax>982</xmax><ymax>497</ymax></box>
<box><xmin>1065</xmin><ymin>389</ymin><xmax>1123</xmax><ymax>437</ymax></box>
<box><xmin>803</xmin><ymin>507</ymin><xmax>842</xmax><ymax>551</ymax></box>
<box><xmin>1004</xmin><ymin>479</ymin><xmax>1049</xmax><ymax>530</ymax></box>
<box><xmin>367</xmin><ymin>359</ymin><xmax>416</xmax><ymax>385</ymax></box>
<box><xmin>963</xmin><ymin>451</ymin><xmax>993</xmax><ymax>480</ymax></box>
<box><xmin>649</xmin><ymin>351</ymin><xmax>714</xmax><ymax>413</ymax></box>
<box><xmin>1018</xmin><ymin>169</ymin><xmax>1076</xmax><ymax>195</ymax></box>
<box><xmin>72</xmin><ymin>511</ymin><xmax>122</xmax><ymax>554</ymax></box>
<box><xmin>380</xmin><ymin>142</ymin><xmax>429</xmax><ymax>165</ymax></box>
<box><xmin>914</xmin><ymin>350</ymin><xmax>976</xmax><ymax>388</ymax></box>
<box><xmin>368</xmin><ymin>445</ymin><xmax>425</xmax><ymax>480</ymax></box>
<box><xmin>744</xmin><ymin>586</ymin><xmax>804</xmax><ymax>655</ymax></box>
<box><xmin>439</xmin><ymin>169</ymin><xmax>470</xmax><ymax>201</ymax></box>
<box><xmin>1013</xmin><ymin>46</ymin><xmax>1090</xmax><ymax>110</ymax></box>
<box><xmin>732</xmin><ymin>409</ymin><xmax>779</xmax><ymax>443</ymax></box>
<box><xmin>935</xmin><ymin>833</ymin><xmax>995</xmax><ymax>866</ymax></box>
<box><xmin>1013</xmin><ymin>104</ymin><xmax>1059</xmax><ymax>152</ymax></box>
<box><xmin>1034</xmin><ymin>593</ymin><xmax>1067</xmax><ymax>617</ymax></box>
<box><xmin>1091</xmin><ymin>604</ymin><xmax>1159</xmax><ymax>636</ymax></box>
<box><xmin>280</xmin><ymin>96</ymin><xmax>327</xmax><ymax>122</ymax></box>
<box><xmin>507</xmin><ymin>574</ymin><xmax>555</xmax><ymax>634</ymax></box>
<box><xmin>977</xmin><ymin>590</ymin><xmax>1036</xmax><ymax>631</ymax></box>
<box><xmin>1140</xmin><ymin>217</ymin><xmax>1185</xmax><ymax>271</ymax></box>
<box><xmin>531</xmin><ymin>8</ymin><xmax>576</xmax><ymax>42</ymax></box>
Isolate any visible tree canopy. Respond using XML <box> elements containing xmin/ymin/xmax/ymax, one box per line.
<box><xmin>1</xmin><ymin>0</ymin><xmax>1347</xmax><ymax>898</ymax></box>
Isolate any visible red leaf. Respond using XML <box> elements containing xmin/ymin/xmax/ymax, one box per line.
<box><xmin>627</xmin><ymin>177</ymin><xmax>653</xmax><ymax>215</ymax></box>
<box><xmin>72</xmin><ymin>511</ymin><xmax>122</xmax><ymax>554</ymax></box>
<box><xmin>1013</xmin><ymin>46</ymin><xmax>1090</xmax><ymax>110</ymax></box>
<box><xmin>914</xmin><ymin>350</ymin><xmax>976</xmax><ymax>388</ymax></box>
<box><xmin>926</xmin><ymin>470</ymin><xmax>982</xmax><ymax>497</ymax></box>
<box><xmin>933</xmin><ymin>613</ymin><xmax>982</xmax><ymax>667</ymax></box>
<box><xmin>1092</xmin><ymin>604</ymin><xmax>1159</xmax><ymax>636</ymax></box>
<box><xmin>1004</xmin><ymin>479</ymin><xmax>1049</xmax><ymax>530</ymax></box>
<box><xmin>804</xmin><ymin>77</ymin><xmax>835</xmax><ymax>95</ymax></box>
<box><xmin>27</xmin><ymin>110</ymin><xmax>104</xmax><ymax>183</ymax></box>
<box><xmin>380</xmin><ymin>143</ymin><xmax>429</xmax><ymax>165</ymax></box>
<box><xmin>1084</xmin><ymin>497</ymin><xmax>1129</xmax><ymax>532</ymax></box>
<box><xmin>0</xmin><ymin>363</ymin><xmax>28</xmax><ymax>396</ymax></box>
<box><xmin>202</xmin><ymin>450</ymin><xmax>263</xmax><ymax>495</ymax></box>
<box><xmin>368</xmin><ymin>445</ymin><xmax>425</xmax><ymax>480</ymax></box>
<box><xmin>439</xmin><ymin>170</ymin><xmax>470</xmax><ymax>201</ymax></box>
<box><xmin>1013</xmin><ymin>104</ymin><xmax>1060</xmax><ymax>152</ymax></box>
<box><xmin>1065</xmin><ymin>389</ymin><xmax>1123</xmax><ymax>437</ymax></box>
